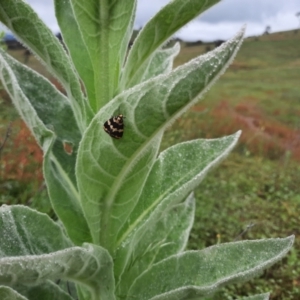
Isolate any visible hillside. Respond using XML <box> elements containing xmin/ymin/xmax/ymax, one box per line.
<box><xmin>163</xmin><ymin>29</ymin><xmax>300</xmax><ymax>161</ymax></box>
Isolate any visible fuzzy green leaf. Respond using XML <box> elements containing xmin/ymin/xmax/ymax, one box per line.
<box><xmin>69</xmin><ymin>0</ymin><xmax>137</xmax><ymax>109</ymax></box>
<box><xmin>116</xmin><ymin>193</ymin><xmax>195</xmax><ymax>296</ymax></box>
<box><xmin>0</xmin><ymin>205</ymin><xmax>72</xmax><ymax>257</ymax></box>
<box><xmin>148</xmin><ymin>192</ymin><xmax>195</xmax><ymax>264</ymax></box>
<box><xmin>134</xmin><ymin>42</ymin><xmax>181</xmax><ymax>84</ymax></box>
<box><xmin>118</xmin><ymin>133</ymin><xmax>241</xmax><ymax>247</ymax></box>
<box><xmin>240</xmin><ymin>293</ymin><xmax>270</xmax><ymax>300</ymax></box>
<box><xmin>15</xmin><ymin>282</ymin><xmax>74</xmax><ymax>300</ymax></box>
<box><xmin>76</xmin><ymin>28</ymin><xmax>244</xmax><ymax>249</ymax></box>
<box><xmin>0</xmin><ymin>286</ymin><xmax>28</xmax><ymax>300</ymax></box>
<box><xmin>127</xmin><ymin>236</ymin><xmax>294</xmax><ymax>300</ymax></box>
<box><xmin>0</xmin><ymin>244</ymin><xmax>115</xmax><ymax>300</ymax></box>
<box><xmin>0</xmin><ymin>0</ymin><xmax>92</xmax><ymax>130</ymax></box>
<box><xmin>0</xmin><ymin>49</ymin><xmax>52</xmax><ymax>148</ymax></box>
<box><xmin>0</xmin><ymin>49</ymin><xmax>91</xmax><ymax>245</ymax></box>
<box><xmin>0</xmin><ymin>48</ymin><xmax>80</xmax><ymax>177</ymax></box>
<box><xmin>55</xmin><ymin>0</ymin><xmax>96</xmax><ymax>111</ymax></box>
<box><xmin>121</xmin><ymin>0</ymin><xmax>219</xmax><ymax>89</ymax></box>
<box><xmin>43</xmin><ymin>154</ymin><xmax>92</xmax><ymax>245</ymax></box>
<box><xmin>115</xmin><ymin>132</ymin><xmax>241</xmax><ymax>288</ymax></box>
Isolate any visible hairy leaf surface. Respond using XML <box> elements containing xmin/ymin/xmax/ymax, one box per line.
<box><xmin>0</xmin><ymin>0</ymin><xmax>91</xmax><ymax>130</ymax></box>
<box><xmin>77</xmin><ymin>28</ymin><xmax>244</xmax><ymax>250</ymax></box>
<box><xmin>121</xmin><ymin>0</ymin><xmax>219</xmax><ymax>89</ymax></box>
<box><xmin>127</xmin><ymin>236</ymin><xmax>294</xmax><ymax>300</ymax></box>
<box><xmin>240</xmin><ymin>293</ymin><xmax>270</xmax><ymax>300</ymax></box>
<box><xmin>0</xmin><ymin>244</ymin><xmax>115</xmax><ymax>300</ymax></box>
<box><xmin>15</xmin><ymin>282</ymin><xmax>74</xmax><ymax>300</ymax></box>
<box><xmin>55</xmin><ymin>0</ymin><xmax>96</xmax><ymax>111</ymax></box>
<box><xmin>0</xmin><ymin>205</ymin><xmax>72</xmax><ymax>257</ymax></box>
<box><xmin>0</xmin><ymin>49</ymin><xmax>91</xmax><ymax>245</ymax></box>
<box><xmin>0</xmin><ymin>286</ymin><xmax>28</xmax><ymax>300</ymax></box>
<box><xmin>115</xmin><ymin>132</ymin><xmax>241</xmax><ymax>287</ymax></box>
<box><xmin>133</xmin><ymin>42</ymin><xmax>180</xmax><ymax>84</ymax></box>
<box><xmin>116</xmin><ymin>193</ymin><xmax>195</xmax><ymax>296</ymax></box>
<box><xmin>70</xmin><ymin>0</ymin><xmax>136</xmax><ymax>108</ymax></box>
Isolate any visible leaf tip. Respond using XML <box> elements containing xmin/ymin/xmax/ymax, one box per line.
<box><xmin>286</xmin><ymin>235</ymin><xmax>295</xmax><ymax>247</ymax></box>
<box><xmin>236</xmin><ymin>129</ymin><xmax>242</xmax><ymax>138</ymax></box>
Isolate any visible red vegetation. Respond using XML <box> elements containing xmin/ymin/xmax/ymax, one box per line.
<box><xmin>1</xmin><ymin>100</ymin><xmax>299</xmax><ymax>187</ymax></box>
<box><xmin>1</xmin><ymin>119</ymin><xmax>43</xmax><ymax>184</ymax></box>
<box><xmin>201</xmin><ymin>101</ymin><xmax>300</xmax><ymax>161</ymax></box>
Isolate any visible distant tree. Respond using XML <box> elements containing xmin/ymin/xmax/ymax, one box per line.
<box><xmin>205</xmin><ymin>45</ymin><xmax>211</xmax><ymax>52</ymax></box>
<box><xmin>296</xmin><ymin>12</ymin><xmax>300</xmax><ymax>29</ymax></box>
<box><xmin>264</xmin><ymin>25</ymin><xmax>271</xmax><ymax>35</ymax></box>
<box><xmin>23</xmin><ymin>49</ymin><xmax>31</xmax><ymax>64</ymax></box>
<box><xmin>214</xmin><ymin>39</ymin><xmax>225</xmax><ymax>48</ymax></box>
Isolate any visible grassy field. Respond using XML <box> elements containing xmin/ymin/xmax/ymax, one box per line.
<box><xmin>1</xmin><ymin>29</ymin><xmax>300</xmax><ymax>299</ymax></box>
<box><xmin>166</xmin><ymin>30</ymin><xmax>300</xmax><ymax>299</ymax></box>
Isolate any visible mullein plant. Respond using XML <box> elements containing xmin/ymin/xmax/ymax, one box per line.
<box><xmin>0</xmin><ymin>0</ymin><xmax>293</xmax><ymax>299</ymax></box>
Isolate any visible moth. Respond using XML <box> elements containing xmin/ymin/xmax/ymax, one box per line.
<box><xmin>103</xmin><ymin>114</ymin><xmax>125</xmax><ymax>139</ymax></box>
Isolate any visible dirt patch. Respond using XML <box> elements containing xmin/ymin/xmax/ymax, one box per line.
<box><xmin>209</xmin><ymin>100</ymin><xmax>300</xmax><ymax>161</ymax></box>
<box><xmin>0</xmin><ymin>119</ymin><xmax>43</xmax><ymax>183</ymax></box>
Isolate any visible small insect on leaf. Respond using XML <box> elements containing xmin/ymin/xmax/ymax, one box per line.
<box><xmin>103</xmin><ymin>114</ymin><xmax>125</xmax><ymax>139</ymax></box>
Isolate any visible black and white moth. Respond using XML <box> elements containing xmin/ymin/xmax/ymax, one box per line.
<box><xmin>103</xmin><ymin>114</ymin><xmax>125</xmax><ymax>139</ymax></box>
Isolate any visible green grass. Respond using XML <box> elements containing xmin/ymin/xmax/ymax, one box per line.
<box><xmin>175</xmin><ymin>31</ymin><xmax>300</xmax><ymax>124</ymax></box>
<box><xmin>190</xmin><ymin>153</ymin><xmax>300</xmax><ymax>299</ymax></box>
<box><xmin>1</xmin><ymin>29</ymin><xmax>300</xmax><ymax>299</ymax></box>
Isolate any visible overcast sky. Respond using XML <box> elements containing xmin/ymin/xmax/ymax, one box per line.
<box><xmin>11</xmin><ymin>0</ymin><xmax>300</xmax><ymax>41</ymax></box>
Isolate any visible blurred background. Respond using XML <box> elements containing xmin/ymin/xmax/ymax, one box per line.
<box><xmin>0</xmin><ymin>1</ymin><xmax>300</xmax><ymax>299</ymax></box>
<box><xmin>2</xmin><ymin>0</ymin><xmax>300</xmax><ymax>41</ymax></box>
